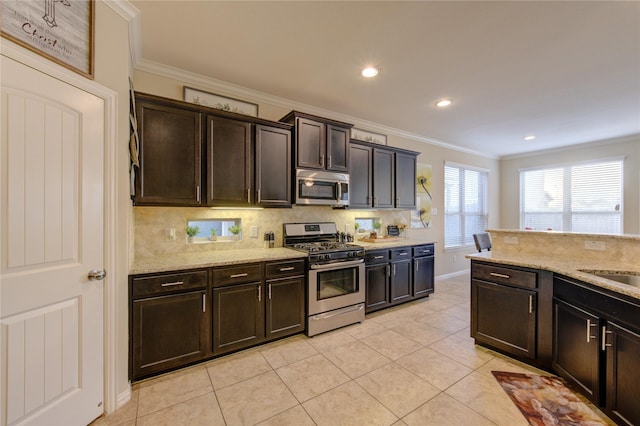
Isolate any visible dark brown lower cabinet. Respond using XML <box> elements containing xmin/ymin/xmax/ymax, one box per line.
<box><xmin>213</xmin><ymin>282</ymin><xmax>264</xmax><ymax>355</ymax></box>
<box><xmin>472</xmin><ymin>279</ymin><xmax>537</xmax><ymax>360</ymax></box>
<box><xmin>366</xmin><ymin>263</ymin><xmax>390</xmax><ymax>313</ymax></box>
<box><xmin>553</xmin><ymin>276</ymin><xmax>640</xmax><ymax>425</ymax></box>
<box><xmin>553</xmin><ymin>298</ymin><xmax>601</xmax><ymax>404</ymax></box>
<box><xmin>390</xmin><ymin>259</ymin><xmax>412</xmax><ymax>305</ymax></box>
<box><xmin>266</xmin><ymin>276</ymin><xmax>305</xmax><ymax>339</ymax></box>
<box><xmin>413</xmin><ymin>255</ymin><xmax>434</xmax><ymax>298</ymax></box>
<box><xmin>130</xmin><ymin>270</ymin><xmax>210</xmax><ymax>380</ymax></box>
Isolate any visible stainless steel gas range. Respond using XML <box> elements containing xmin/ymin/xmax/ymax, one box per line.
<box><xmin>283</xmin><ymin>222</ymin><xmax>365</xmax><ymax>336</ymax></box>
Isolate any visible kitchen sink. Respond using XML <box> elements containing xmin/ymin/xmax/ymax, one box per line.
<box><xmin>579</xmin><ymin>270</ymin><xmax>640</xmax><ymax>288</ymax></box>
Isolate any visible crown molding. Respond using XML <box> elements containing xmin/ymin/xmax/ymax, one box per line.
<box><xmin>134</xmin><ymin>58</ymin><xmax>495</xmax><ymax>159</ymax></box>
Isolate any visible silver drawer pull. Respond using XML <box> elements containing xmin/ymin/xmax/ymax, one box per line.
<box><xmin>161</xmin><ymin>281</ymin><xmax>184</xmax><ymax>287</ymax></box>
<box><xmin>374</xmin><ymin>256</ymin><xmax>385</xmax><ymax>259</ymax></box>
<box><xmin>279</xmin><ymin>267</ymin><xmax>295</xmax><ymax>272</ymax></box>
<box><xmin>490</xmin><ymin>272</ymin><xmax>510</xmax><ymax>279</ymax></box>
<box><xmin>230</xmin><ymin>273</ymin><xmax>248</xmax><ymax>278</ymax></box>
<box><xmin>398</xmin><ymin>252</ymin><xmax>409</xmax><ymax>256</ymax></box>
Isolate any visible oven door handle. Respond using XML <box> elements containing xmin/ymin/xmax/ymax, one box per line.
<box><xmin>310</xmin><ymin>259</ymin><xmax>364</xmax><ymax>270</ymax></box>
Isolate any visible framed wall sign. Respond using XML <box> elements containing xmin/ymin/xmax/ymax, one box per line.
<box><xmin>351</xmin><ymin>128</ymin><xmax>387</xmax><ymax>145</ymax></box>
<box><xmin>1</xmin><ymin>0</ymin><xmax>94</xmax><ymax>79</ymax></box>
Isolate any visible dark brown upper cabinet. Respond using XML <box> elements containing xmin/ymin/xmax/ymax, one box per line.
<box><xmin>206</xmin><ymin>116</ymin><xmax>253</xmax><ymax>206</ymax></box>
<box><xmin>255</xmin><ymin>125</ymin><xmax>292</xmax><ymax>207</ymax></box>
<box><xmin>132</xmin><ymin>92</ymin><xmax>292</xmax><ymax>207</ymax></box>
<box><xmin>280</xmin><ymin>111</ymin><xmax>352</xmax><ymax>172</ymax></box>
<box><xmin>134</xmin><ymin>98</ymin><xmax>202</xmax><ymax>206</ymax></box>
<box><xmin>349</xmin><ymin>140</ymin><xmax>418</xmax><ymax>210</ymax></box>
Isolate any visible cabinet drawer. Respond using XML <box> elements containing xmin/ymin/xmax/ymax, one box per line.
<box><xmin>213</xmin><ymin>263</ymin><xmax>263</xmax><ymax>287</ymax></box>
<box><xmin>131</xmin><ymin>270</ymin><xmax>208</xmax><ymax>298</ymax></box>
<box><xmin>365</xmin><ymin>250</ymin><xmax>389</xmax><ymax>264</ymax></box>
<box><xmin>473</xmin><ymin>262</ymin><xmax>537</xmax><ymax>289</ymax></box>
<box><xmin>266</xmin><ymin>259</ymin><xmax>305</xmax><ymax>279</ymax></box>
<box><xmin>390</xmin><ymin>248</ymin><xmax>411</xmax><ymax>260</ymax></box>
<box><xmin>413</xmin><ymin>244</ymin><xmax>434</xmax><ymax>257</ymax></box>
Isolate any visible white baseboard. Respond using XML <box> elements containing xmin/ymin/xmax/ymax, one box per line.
<box><xmin>115</xmin><ymin>385</ymin><xmax>132</xmax><ymax>411</ymax></box>
<box><xmin>436</xmin><ymin>269</ymin><xmax>470</xmax><ymax>281</ymax></box>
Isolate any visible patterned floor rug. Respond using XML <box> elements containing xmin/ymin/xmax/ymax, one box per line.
<box><xmin>492</xmin><ymin>371</ymin><xmax>609</xmax><ymax>426</ymax></box>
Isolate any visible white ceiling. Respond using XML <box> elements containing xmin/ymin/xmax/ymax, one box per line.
<box><xmin>130</xmin><ymin>1</ymin><xmax>640</xmax><ymax>158</ymax></box>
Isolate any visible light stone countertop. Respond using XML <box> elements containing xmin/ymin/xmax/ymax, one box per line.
<box><xmin>351</xmin><ymin>238</ymin><xmax>435</xmax><ymax>249</ymax></box>
<box><xmin>467</xmin><ymin>251</ymin><xmax>640</xmax><ymax>301</ymax></box>
<box><xmin>130</xmin><ymin>248</ymin><xmax>308</xmax><ymax>275</ymax></box>
<box><xmin>130</xmin><ymin>239</ymin><xmax>437</xmax><ymax>275</ymax></box>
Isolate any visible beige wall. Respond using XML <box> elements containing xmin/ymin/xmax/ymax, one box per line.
<box><xmin>132</xmin><ymin>70</ymin><xmax>501</xmax><ymax>276</ymax></box>
<box><xmin>500</xmin><ymin>136</ymin><xmax>640</xmax><ymax>234</ymax></box>
<box><xmin>94</xmin><ymin>2</ymin><xmax>132</xmax><ymax>406</ymax></box>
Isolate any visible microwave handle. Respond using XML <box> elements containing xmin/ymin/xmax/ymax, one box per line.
<box><xmin>337</xmin><ymin>181</ymin><xmax>342</xmax><ymax>201</ymax></box>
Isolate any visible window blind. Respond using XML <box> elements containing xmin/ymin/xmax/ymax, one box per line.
<box><xmin>520</xmin><ymin>159</ymin><xmax>622</xmax><ymax>234</ymax></box>
<box><xmin>445</xmin><ymin>164</ymin><xmax>488</xmax><ymax>248</ymax></box>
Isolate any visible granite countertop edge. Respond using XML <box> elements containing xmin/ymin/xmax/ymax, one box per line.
<box><xmin>467</xmin><ymin>252</ymin><xmax>640</xmax><ymax>301</ymax></box>
<box><xmin>130</xmin><ymin>239</ymin><xmax>436</xmax><ymax>275</ymax></box>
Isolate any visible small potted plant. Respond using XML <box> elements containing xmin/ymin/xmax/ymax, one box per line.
<box><xmin>372</xmin><ymin>220</ymin><xmax>382</xmax><ymax>239</ymax></box>
<box><xmin>228</xmin><ymin>225</ymin><xmax>242</xmax><ymax>241</ymax></box>
<box><xmin>185</xmin><ymin>225</ymin><xmax>199</xmax><ymax>244</ymax></box>
<box><xmin>209</xmin><ymin>229</ymin><xmax>217</xmax><ymax>241</ymax></box>
<box><xmin>354</xmin><ymin>223</ymin><xmax>360</xmax><ymax>234</ymax></box>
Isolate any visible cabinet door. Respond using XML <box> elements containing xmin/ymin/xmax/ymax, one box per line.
<box><xmin>390</xmin><ymin>260</ymin><xmax>412</xmax><ymax>304</ymax></box>
<box><xmin>552</xmin><ymin>299</ymin><xmax>601</xmax><ymax>404</ymax></box>
<box><xmin>326</xmin><ymin>124</ymin><xmax>349</xmax><ymax>172</ymax></box>
<box><xmin>134</xmin><ymin>100</ymin><xmax>202</xmax><ymax>206</ymax></box>
<box><xmin>395</xmin><ymin>152</ymin><xmax>417</xmax><ymax>209</ymax></box>
<box><xmin>349</xmin><ymin>144</ymin><xmax>373</xmax><ymax>208</ymax></box>
<box><xmin>297</xmin><ymin>118</ymin><xmax>325</xmax><ymax>169</ymax></box>
<box><xmin>372</xmin><ymin>148</ymin><xmax>395</xmax><ymax>208</ymax></box>
<box><xmin>206</xmin><ymin>116</ymin><xmax>253</xmax><ymax>206</ymax></box>
<box><xmin>365</xmin><ymin>264</ymin><xmax>390</xmax><ymax>313</ymax></box>
<box><xmin>413</xmin><ymin>256</ymin><xmax>434</xmax><ymax>298</ymax></box>
<box><xmin>266</xmin><ymin>277</ymin><xmax>305</xmax><ymax>339</ymax></box>
<box><xmin>605</xmin><ymin>321</ymin><xmax>640</xmax><ymax>426</ymax></box>
<box><xmin>131</xmin><ymin>290</ymin><xmax>209</xmax><ymax>380</ymax></box>
<box><xmin>213</xmin><ymin>282</ymin><xmax>264</xmax><ymax>355</ymax></box>
<box><xmin>256</xmin><ymin>125</ymin><xmax>291</xmax><ymax>207</ymax></box>
<box><xmin>472</xmin><ymin>279</ymin><xmax>536</xmax><ymax>359</ymax></box>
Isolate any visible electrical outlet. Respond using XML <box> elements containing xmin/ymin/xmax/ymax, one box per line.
<box><xmin>431</xmin><ymin>208</ymin><xmax>438</xmax><ymax>216</ymax></box>
<box><xmin>584</xmin><ymin>240</ymin><xmax>606</xmax><ymax>251</ymax></box>
<box><xmin>250</xmin><ymin>226</ymin><xmax>258</xmax><ymax>238</ymax></box>
<box><xmin>166</xmin><ymin>228</ymin><xmax>176</xmax><ymax>241</ymax></box>
<box><xmin>504</xmin><ymin>236</ymin><xmax>519</xmax><ymax>245</ymax></box>
<box><xmin>453</xmin><ymin>255</ymin><xmax>457</xmax><ymax>263</ymax></box>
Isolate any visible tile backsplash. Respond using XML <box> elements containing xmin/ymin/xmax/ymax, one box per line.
<box><xmin>133</xmin><ymin>206</ymin><xmax>411</xmax><ymax>259</ymax></box>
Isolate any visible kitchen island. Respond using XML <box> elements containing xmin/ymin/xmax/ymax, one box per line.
<box><xmin>467</xmin><ymin>230</ymin><xmax>640</xmax><ymax>425</ymax></box>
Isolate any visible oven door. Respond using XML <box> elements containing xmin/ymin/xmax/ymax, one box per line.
<box><xmin>308</xmin><ymin>259</ymin><xmax>365</xmax><ymax>315</ymax></box>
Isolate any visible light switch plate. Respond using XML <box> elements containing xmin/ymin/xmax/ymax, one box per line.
<box><xmin>250</xmin><ymin>226</ymin><xmax>258</xmax><ymax>238</ymax></box>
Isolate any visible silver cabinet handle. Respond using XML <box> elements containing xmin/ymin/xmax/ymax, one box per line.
<box><xmin>328</xmin><ymin>155</ymin><xmax>332</xmax><ymax>168</ymax></box>
<box><xmin>230</xmin><ymin>273</ymin><xmax>248</xmax><ymax>278</ymax></box>
<box><xmin>374</xmin><ymin>256</ymin><xmax>384</xmax><ymax>259</ymax></box>
<box><xmin>602</xmin><ymin>326</ymin><xmax>613</xmax><ymax>350</ymax></box>
<box><xmin>202</xmin><ymin>293</ymin><xmax>206</xmax><ymax>313</ymax></box>
<box><xmin>196</xmin><ymin>185</ymin><xmax>200</xmax><ymax>202</ymax></box>
<box><xmin>247</xmin><ymin>188</ymin><xmax>251</xmax><ymax>203</ymax></box>
<box><xmin>320</xmin><ymin>154</ymin><xmax>325</xmax><ymax>167</ymax></box>
<box><xmin>393</xmin><ymin>264</ymin><xmax>397</xmax><ymax>275</ymax></box>
<box><xmin>586</xmin><ymin>319</ymin><xmax>597</xmax><ymax>343</ymax></box>
<box><xmin>257</xmin><ymin>285</ymin><xmax>262</xmax><ymax>302</ymax></box>
<box><xmin>398</xmin><ymin>252</ymin><xmax>408</xmax><ymax>256</ymax></box>
<box><xmin>387</xmin><ymin>265</ymin><xmax>390</xmax><ymax>277</ymax></box>
<box><xmin>490</xmin><ymin>272</ymin><xmax>510</xmax><ymax>279</ymax></box>
<box><xmin>160</xmin><ymin>280</ymin><xmax>183</xmax><ymax>287</ymax></box>
<box><xmin>257</xmin><ymin>188</ymin><xmax>261</xmax><ymax>204</ymax></box>
<box><xmin>528</xmin><ymin>295</ymin><xmax>534</xmax><ymax>314</ymax></box>
<box><xmin>279</xmin><ymin>267</ymin><xmax>295</xmax><ymax>272</ymax></box>
<box><xmin>416</xmin><ymin>262</ymin><xmax>419</xmax><ymax>272</ymax></box>
<box><xmin>268</xmin><ymin>283</ymin><xmax>272</xmax><ymax>300</ymax></box>
<box><xmin>88</xmin><ymin>269</ymin><xmax>106</xmax><ymax>281</ymax></box>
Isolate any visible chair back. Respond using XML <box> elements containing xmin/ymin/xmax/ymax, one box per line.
<box><xmin>473</xmin><ymin>233</ymin><xmax>492</xmax><ymax>252</ymax></box>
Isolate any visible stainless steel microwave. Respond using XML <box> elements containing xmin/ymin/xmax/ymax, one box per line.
<box><xmin>295</xmin><ymin>169</ymin><xmax>349</xmax><ymax>207</ymax></box>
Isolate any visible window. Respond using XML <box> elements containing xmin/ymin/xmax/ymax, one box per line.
<box><xmin>186</xmin><ymin>219</ymin><xmax>242</xmax><ymax>242</ymax></box>
<box><xmin>520</xmin><ymin>159</ymin><xmax>622</xmax><ymax>234</ymax></box>
<box><xmin>444</xmin><ymin>163</ymin><xmax>488</xmax><ymax>248</ymax></box>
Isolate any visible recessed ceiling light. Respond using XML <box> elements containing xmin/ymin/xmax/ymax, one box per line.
<box><xmin>524</xmin><ymin>135</ymin><xmax>536</xmax><ymax>141</ymax></box>
<box><xmin>362</xmin><ymin>67</ymin><xmax>379</xmax><ymax>78</ymax></box>
<box><xmin>435</xmin><ymin>99</ymin><xmax>452</xmax><ymax>108</ymax></box>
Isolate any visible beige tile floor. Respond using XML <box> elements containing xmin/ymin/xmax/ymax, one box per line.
<box><xmin>93</xmin><ymin>272</ymin><xmax>613</xmax><ymax>426</ymax></box>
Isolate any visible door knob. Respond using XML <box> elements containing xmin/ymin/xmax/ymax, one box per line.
<box><xmin>88</xmin><ymin>269</ymin><xmax>106</xmax><ymax>281</ymax></box>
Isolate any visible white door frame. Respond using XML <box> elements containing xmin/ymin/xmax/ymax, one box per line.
<box><xmin>1</xmin><ymin>40</ymin><xmax>121</xmax><ymax>414</ymax></box>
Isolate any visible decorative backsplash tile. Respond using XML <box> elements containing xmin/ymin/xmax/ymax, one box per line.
<box><xmin>132</xmin><ymin>206</ymin><xmax>411</xmax><ymax>259</ymax></box>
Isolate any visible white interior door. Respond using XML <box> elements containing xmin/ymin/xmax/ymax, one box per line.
<box><xmin>1</xmin><ymin>55</ymin><xmax>104</xmax><ymax>426</ymax></box>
